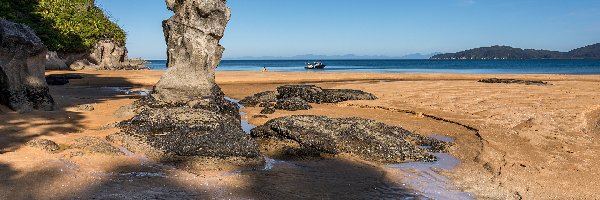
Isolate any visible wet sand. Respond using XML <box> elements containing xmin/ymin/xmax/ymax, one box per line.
<box><xmin>1</xmin><ymin>70</ymin><xmax>600</xmax><ymax>199</ymax></box>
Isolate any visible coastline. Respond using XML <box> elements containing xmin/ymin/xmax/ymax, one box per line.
<box><xmin>2</xmin><ymin>70</ymin><xmax>600</xmax><ymax>199</ymax></box>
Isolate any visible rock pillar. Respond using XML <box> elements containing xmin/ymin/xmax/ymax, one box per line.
<box><xmin>0</xmin><ymin>19</ymin><xmax>54</xmax><ymax>112</ymax></box>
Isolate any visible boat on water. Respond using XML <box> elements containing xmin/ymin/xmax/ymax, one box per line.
<box><xmin>305</xmin><ymin>61</ymin><xmax>326</xmax><ymax>69</ymax></box>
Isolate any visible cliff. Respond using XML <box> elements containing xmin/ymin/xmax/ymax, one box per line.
<box><xmin>0</xmin><ymin>0</ymin><xmax>146</xmax><ymax>70</ymax></box>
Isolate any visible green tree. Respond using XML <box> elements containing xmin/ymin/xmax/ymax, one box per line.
<box><xmin>0</xmin><ymin>0</ymin><xmax>126</xmax><ymax>52</ymax></box>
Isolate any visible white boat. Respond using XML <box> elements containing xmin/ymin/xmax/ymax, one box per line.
<box><xmin>305</xmin><ymin>61</ymin><xmax>326</xmax><ymax>69</ymax></box>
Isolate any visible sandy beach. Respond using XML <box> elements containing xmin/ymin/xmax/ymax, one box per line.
<box><xmin>1</xmin><ymin>70</ymin><xmax>600</xmax><ymax>199</ymax></box>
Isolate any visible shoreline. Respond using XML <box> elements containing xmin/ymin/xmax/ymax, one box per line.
<box><xmin>2</xmin><ymin>70</ymin><xmax>600</xmax><ymax>199</ymax></box>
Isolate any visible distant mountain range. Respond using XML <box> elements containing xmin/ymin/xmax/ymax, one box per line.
<box><xmin>224</xmin><ymin>52</ymin><xmax>443</xmax><ymax>60</ymax></box>
<box><xmin>431</xmin><ymin>43</ymin><xmax>600</xmax><ymax>60</ymax></box>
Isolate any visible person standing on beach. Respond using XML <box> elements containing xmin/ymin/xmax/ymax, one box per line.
<box><xmin>262</xmin><ymin>66</ymin><xmax>269</xmax><ymax>72</ymax></box>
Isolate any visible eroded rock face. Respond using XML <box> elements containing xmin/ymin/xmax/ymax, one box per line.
<box><xmin>67</xmin><ymin>40</ymin><xmax>149</xmax><ymax>70</ymax></box>
<box><xmin>46</xmin><ymin>40</ymin><xmax>149</xmax><ymax>71</ymax></box>
<box><xmin>0</xmin><ymin>19</ymin><xmax>54</xmax><ymax>112</ymax></box>
<box><xmin>114</xmin><ymin>0</ymin><xmax>261</xmax><ymax>169</ymax></box>
<box><xmin>154</xmin><ymin>0</ymin><xmax>231</xmax><ymax>104</ymax></box>
<box><xmin>251</xmin><ymin>115</ymin><xmax>449</xmax><ymax>163</ymax></box>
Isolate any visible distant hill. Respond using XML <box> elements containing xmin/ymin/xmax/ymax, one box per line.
<box><xmin>568</xmin><ymin>43</ymin><xmax>600</xmax><ymax>59</ymax></box>
<box><xmin>431</xmin><ymin>44</ymin><xmax>600</xmax><ymax>60</ymax></box>
<box><xmin>225</xmin><ymin>53</ymin><xmax>443</xmax><ymax>60</ymax></box>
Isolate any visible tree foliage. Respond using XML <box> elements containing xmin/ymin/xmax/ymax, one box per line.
<box><xmin>0</xmin><ymin>0</ymin><xmax>125</xmax><ymax>52</ymax></box>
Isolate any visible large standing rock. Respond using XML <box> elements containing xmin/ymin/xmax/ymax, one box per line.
<box><xmin>113</xmin><ymin>0</ymin><xmax>261</xmax><ymax>170</ymax></box>
<box><xmin>153</xmin><ymin>0</ymin><xmax>231</xmax><ymax>104</ymax></box>
<box><xmin>0</xmin><ymin>19</ymin><xmax>54</xmax><ymax>112</ymax></box>
<box><xmin>251</xmin><ymin>115</ymin><xmax>449</xmax><ymax>163</ymax></box>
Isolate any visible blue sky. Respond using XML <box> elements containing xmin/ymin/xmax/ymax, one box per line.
<box><xmin>96</xmin><ymin>0</ymin><xmax>600</xmax><ymax>59</ymax></box>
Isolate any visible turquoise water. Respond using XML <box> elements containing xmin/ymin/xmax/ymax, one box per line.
<box><xmin>146</xmin><ymin>59</ymin><xmax>600</xmax><ymax>74</ymax></box>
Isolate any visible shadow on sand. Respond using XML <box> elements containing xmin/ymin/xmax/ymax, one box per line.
<box><xmin>0</xmin><ymin>73</ymin><xmax>422</xmax><ymax>199</ymax></box>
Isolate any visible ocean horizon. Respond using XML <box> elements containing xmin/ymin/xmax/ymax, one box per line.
<box><xmin>145</xmin><ymin>59</ymin><xmax>600</xmax><ymax>75</ymax></box>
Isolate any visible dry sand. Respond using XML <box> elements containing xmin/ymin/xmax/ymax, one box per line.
<box><xmin>1</xmin><ymin>70</ymin><xmax>599</xmax><ymax>199</ymax></box>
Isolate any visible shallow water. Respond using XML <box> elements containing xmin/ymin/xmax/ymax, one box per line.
<box><xmin>100</xmin><ymin>87</ymin><xmax>150</xmax><ymax>96</ymax></box>
<box><xmin>387</xmin><ymin>135</ymin><xmax>473</xmax><ymax>200</ymax></box>
<box><xmin>90</xmin><ymin>171</ymin><xmax>167</xmax><ymax>178</ymax></box>
<box><xmin>222</xmin><ymin>98</ymin><xmax>472</xmax><ymax>199</ymax></box>
<box><xmin>428</xmin><ymin>135</ymin><xmax>455</xmax><ymax>143</ymax></box>
<box><xmin>224</xmin><ymin>97</ymin><xmax>255</xmax><ymax>134</ymax></box>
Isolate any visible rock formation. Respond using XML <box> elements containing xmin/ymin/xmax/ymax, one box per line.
<box><xmin>25</xmin><ymin>139</ymin><xmax>60</xmax><ymax>152</ymax></box>
<box><xmin>251</xmin><ymin>115</ymin><xmax>450</xmax><ymax>163</ymax></box>
<box><xmin>153</xmin><ymin>0</ymin><xmax>231</xmax><ymax>104</ymax></box>
<box><xmin>277</xmin><ymin>85</ymin><xmax>378</xmax><ymax>104</ymax></box>
<box><xmin>112</xmin><ymin>0</ymin><xmax>261</xmax><ymax>170</ymax></box>
<box><xmin>0</xmin><ymin>19</ymin><xmax>54</xmax><ymax>112</ymax></box>
<box><xmin>274</xmin><ymin>97</ymin><xmax>312</xmax><ymax>111</ymax></box>
<box><xmin>46</xmin><ymin>40</ymin><xmax>149</xmax><ymax>70</ymax></box>
<box><xmin>239</xmin><ymin>85</ymin><xmax>377</xmax><ymax>114</ymax></box>
<box><xmin>239</xmin><ymin>91</ymin><xmax>278</xmax><ymax>107</ymax></box>
<box><xmin>68</xmin><ymin>40</ymin><xmax>149</xmax><ymax>70</ymax></box>
<box><xmin>478</xmin><ymin>78</ymin><xmax>547</xmax><ymax>85</ymax></box>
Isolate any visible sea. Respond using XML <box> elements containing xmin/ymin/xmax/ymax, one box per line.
<box><xmin>145</xmin><ymin>59</ymin><xmax>600</xmax><ymax>74</ymax></box>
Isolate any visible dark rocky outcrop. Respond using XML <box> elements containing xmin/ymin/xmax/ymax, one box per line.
<box><xmin>115</xmin><ymin>107</ymin><xmax>259</xmax><ymax>158</ymax></box>
<box><xmin>251</xmin><ymin>115</ymin><xmax>449</xmax><ymax>163</ymax></box>
<box><xmin>276</xmin><ymin>85</ymin><xmax>323</xmax><ymax>103</ymax></box>
<box><xmin>113</xmin><ymin>0</ymin><xmax>261</xmax><ymax>170</ymax></box>
<box><xmin>25</xmin><ymin>139</ymin><xmax>60</xmax><ymax>152</ymax></box>
<box><xmin>239</xmin><ymin>91</ymin><xmax>278</xmax><ymax>107</ymax></box>
<box><xmin>274</xmin><ymin>97</ymin><xmax>312</xmax><ymax>111</ymax></box>
<box><xmin>239</xmin><ymin>85</ymin><xmax>377</xmax><ymax>112</ymax></box>
<box><xmin>0</xmin><ymin>19</ymin><xmax>54</xmax><ymax>112</ymax></box>
<box><xmin>260</xmin><ymin>107</ymin><xmax>276</xmax><ymax>114</ymax></box>
<box><xmin>277</xmin><ymin>85</ymin><xmax>377</xmax><ymax>103</ymax></box>
<box><xmin>478</xmin><ymin>78</ymin><xmax>547</xmax><ymax>85</ymax></box>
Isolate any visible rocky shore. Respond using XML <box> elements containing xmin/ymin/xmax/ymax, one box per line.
<box><xmin>252</xmin><ymin>115</ymin><xmax>449</xmax><ymax>163</ymax></box>
<box><xmin>45</xmin><ymin>40</ymin><xmax>150</xmax><ymax>71</ymax></box>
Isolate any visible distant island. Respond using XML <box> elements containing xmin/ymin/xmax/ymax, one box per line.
<box><xmin>224</xmin><ymin>52</ymin><xmax>442</xmax><ymax>60</ymax></box>
<box><xmin>431</xmin><ymin>43</ymin><xmax>600</xmax><ymax>60</ymax></box>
